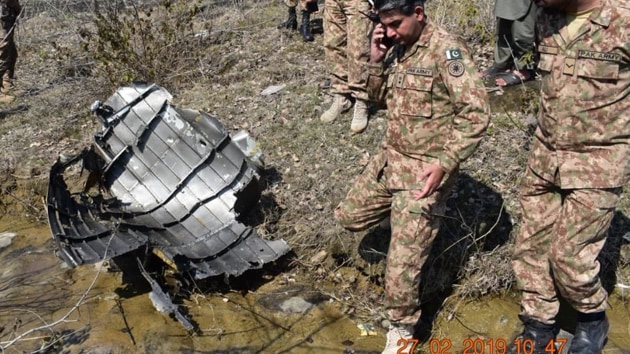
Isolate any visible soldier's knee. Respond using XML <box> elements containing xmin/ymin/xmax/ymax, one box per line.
<box><xmin>333</xmin><ymin>205</ymin><xmax>364</xmax><ymax>231</ymax></box>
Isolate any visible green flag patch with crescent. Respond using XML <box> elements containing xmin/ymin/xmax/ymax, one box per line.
<box><xmin>446</xmin><ymin>49</ymin><xmax>462</xmax><ymax>60</ymax></box>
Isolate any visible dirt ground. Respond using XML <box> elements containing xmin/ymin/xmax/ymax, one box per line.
<box><xmin>1</xmin><ymin>0</ymin><xmax>630</xmax><ymax>353</ymax></box>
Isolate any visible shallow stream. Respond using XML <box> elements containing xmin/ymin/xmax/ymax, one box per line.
<box><xmin>1</xmin><ymin>216</ymin><xmax>629</xmax><ymax>354</ymax></box>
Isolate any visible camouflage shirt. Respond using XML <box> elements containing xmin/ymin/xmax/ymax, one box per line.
<box><xmin>531</xmin><ymin>0</ymin><xmax>630</xmax><ymax>188</ymax></box>
<box><xmin>365</xmin><ymin>21</ymin><xmax>489</xmax><ymax>190</ymax></box>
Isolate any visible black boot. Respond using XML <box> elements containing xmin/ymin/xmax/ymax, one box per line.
<box><xmin>507</xmin><ymin>315</ymin><xmax>557</xmax><ymax>354</ymax></box>
<box><xmin>277</xmin><ymin>6</ymin><xmax>297</xmax><ymax>30</ymax></box>
<box><xmin>299</xmin><ymin>11</ymin><xmax>314</xmax><ymax>41</ymax></box>
<box><xmin>568</xmin><ymin>311</ymin><xmax>609</xmax><ymax>354</ymax></box>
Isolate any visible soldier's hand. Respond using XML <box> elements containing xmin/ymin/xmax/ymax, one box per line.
<box><xmin>369</xmin><ymin>23</ymin><xmax>390</xmax><ymax>64</ymax></box>
<box><xmin>413</xmin><ymin>164</ymin><xmax>445</xmax><ymax>200</ymax></box>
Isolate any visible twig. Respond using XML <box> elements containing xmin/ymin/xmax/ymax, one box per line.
<box><xmin>0</xmin><ymin>233</ymin><xmax>116</xmax><ymax>351</ymax></box>
<box><xmin>115</xmin><ymin>299</ymin><xmax>136</xmax><ymax>346</ymax></box>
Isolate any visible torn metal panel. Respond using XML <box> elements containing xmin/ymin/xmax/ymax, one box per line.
<box><xmin>137</xmin><ymin>258</ymin><xmax>195</xmax><ymax>331</ymax></box>
<box><xmin>46</xmin><ymin>84</ymin><xmax>289</xmax><ymax>279</ymax></box>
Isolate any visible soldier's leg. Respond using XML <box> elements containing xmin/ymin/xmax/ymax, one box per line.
<box><xmin>510</xmin><ymin>5</ymin><xmax>536</xmax><ymax>72</ymax></box>
<box><xmin>0</xmin><ymin>28</ymin><xmax>16</xmax><ymax>103</ymax></box>
<box><xmin>380</xmin><ymin>182</ymin><xmax>452</xmax><ymax>354</ymax></box>
<box><xmin>297</xmin><ymin>0</ymin><xmax>317</xmax><ymax>41</ymax></box>
<box><xmin>493</xmin><ymin>17</ymin><xmax>514</xmax><ymax>71</ymax></box>
<box><xmin>346</xmin><ymin>0</ymin><xmax>372</xmax><ymax>133</ymax></box>
<box><xmin>334</xmin><ymin>151</ymin><xmax>391</xmax><ymax>231</ymax></box>
<box><xmin>509</xmin><ymin>166</ymin><xmax>560</xmax><ymax>353</ymax></box>
<box><xmin>550</xmin><ymin>188</ymin><xmax>619</xmax><ymax>353</ymax></box>
<box><xmin>321</xmin><ymin>0</ymin><xmax>353</xmax><ymax>122</ymax></box>
<box><xmin>323</xmin><ymin>0</ymin><xmax>349</xmax><ymax>96</ymax></box>
<box><xmin>513</xmin><ymin>170</ymin><xmax>562</xmax><ymax>324</ymax></box>
<box><xmin>1</xmin><ymin>42</ymin><xmax>16</xmax><ymax>93</ymax></box>
<box><xmin>550</xmin><ymin>188</ymin><xmax>618</xmax><ymax>313</ymax></box>
<box><xmin>277</xmin><ymin>0</ymin><xmax>298</xmax><ymax>30</ymax></box>
<box><xmin>384</xmin><ymin>185</ymin><xmax>450</xmax><ymax>325</ymax></box>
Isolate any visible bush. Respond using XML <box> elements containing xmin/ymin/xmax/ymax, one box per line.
<box><xmin>428</xmin><ymin>0</ymin><xmax>495</xmax><ymax>44</ymax></box>
<box><xmin>79</xmin><ymin>0</ymin><xmax>213</xmax><ymax>88</ymax></box>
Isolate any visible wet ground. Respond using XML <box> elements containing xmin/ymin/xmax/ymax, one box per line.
<box><xmin>1</xmin><ymin>215</ymin><xmax>629</xmax><ymax>354</ymax></box>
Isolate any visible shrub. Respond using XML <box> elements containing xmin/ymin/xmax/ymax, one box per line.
<box><xmin>78</xmin><ymin>0</ymin><xmax>212</xmax><ymax>89</ymax></box>
<box><xmin>428</xmin><ymin>0</ymin><xmax>495</xmax><ymax>45</ymax></box>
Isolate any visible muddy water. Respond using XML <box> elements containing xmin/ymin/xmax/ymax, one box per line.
<box><xmin>1</xmin><ymin>217</ymin><xmax>629</xmax><ymax>354</ymax></box>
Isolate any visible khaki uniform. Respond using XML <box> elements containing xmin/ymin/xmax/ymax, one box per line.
<box><xmin>512</xmin><ymin>0</ymin><xmax>630</xmax><ymax>324</ymax></box>
<box><xmin>335</xmin><ymin>21</ymin><xmax>489</xmax><ymax>324</ymax></box>
<box><xmin>322</xmin><ymin>0</ymin><xmax>371</xmax><ymax>101</ymax></box>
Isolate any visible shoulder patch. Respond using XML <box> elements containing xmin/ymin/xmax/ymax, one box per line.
<box><xmin>446</xmin><ymin>48</ymin><xmax>462</xmax><ymax>60</ymax></box>
<box><xmin>447</xmin><ymin>61</ymin><xmax>465</xmax><ymax>77</ymax></box>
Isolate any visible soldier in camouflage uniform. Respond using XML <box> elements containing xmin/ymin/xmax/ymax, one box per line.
<box><xmin>509</xmin><ymin>0</ymin><xmax>630</xmax><ymax>353</ymax></box>
<box><xmin>332</xmin><ymin>0</ymin><xmax>489</xmax><ymax>352</ymax></box>
<box><xmin>0</xmin><ymin>0</ymin><xmax>20</xmax><ymax>104</ymax></box>
<box><xmin>277</xmin><ymin>0</ymin><xmax>318</xmax><ymax>42</ymax></box>
<box><xmin>319</xmin><ymin>0</ymin><xmax>372</xmax><ymax>133</ymax></box>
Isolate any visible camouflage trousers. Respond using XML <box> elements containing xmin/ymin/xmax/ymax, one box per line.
<box><xmin>0</xmin><ymin>24</ymin><xmax>17</xmax><ymax>92</ymax></box>
<box><xmin>323</xmin><ymin>0</ymin><xmax>371</xmax><ymax>101</ymax></box>
<box><xmin>282</xmin><ymin>0</ymin><xmax>316</xmax><ymax>12</ymax></box>
<box><xmin>334</xmin><ymin>151</ymin><xmax>456</xmax><ymax>324</ymax></box>
<box><xmin>512</xmin><ymin>166</ymin><xmax>620</xmax><ymax>324</ymax></box>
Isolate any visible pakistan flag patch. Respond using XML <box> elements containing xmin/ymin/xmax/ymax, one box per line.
<box><xmin>446</xmin><ymin>48</ymin><xmax>462</xmax><ymax>60</ymax></box>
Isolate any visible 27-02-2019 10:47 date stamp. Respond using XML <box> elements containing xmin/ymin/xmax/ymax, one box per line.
<box><xmin>396</xmin><ymin>337</ymin><xmax>568</xmax><ymax>354</ymax></box>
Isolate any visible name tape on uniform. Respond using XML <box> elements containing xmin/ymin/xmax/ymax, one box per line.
<box><xmin>577</xmin><ymin>50</ymin><xmax>621</xmax><ymax>62</ymax></box>
<box><xmin>406</xmin><ymin>67</ymin><xmax>433</xmax><ymax>77</ymax></box>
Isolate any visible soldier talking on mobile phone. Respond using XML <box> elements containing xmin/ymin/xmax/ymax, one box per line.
<box><xmin>332</xmin><ymin>0</ymin><xmax>490</xmax><ymax>352</ymax></box>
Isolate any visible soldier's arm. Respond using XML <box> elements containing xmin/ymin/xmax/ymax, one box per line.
<box><xmin>364</xmin><ymin>62</ymin><xmax>388</xmax><ymax>106</ymax></box>
<box><xmin>364</xmin><ymin>23</ymin><xmax>392</xmax><ymax>106</ymax></box>
<box><xmin>436</xmin><ymin>43</ymin><xmax>490</xmax><ymax>174</ymax></box>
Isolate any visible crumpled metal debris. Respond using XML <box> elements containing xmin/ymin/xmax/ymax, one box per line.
<box><xmin>46</xmin><ymin>83</ymin><xmax>289</xmax><ymax>280</ymax></box>
<box><xmin>137</xmin><ymin>258</ymin><xmax>194</xmax><ymax>331</ymax></box>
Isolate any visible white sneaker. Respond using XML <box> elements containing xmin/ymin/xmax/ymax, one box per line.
<box><xmin>320</xmin><ymin>94</ymin><xmax>352</xmax><ymax>123</ymax></box>
<box><xmin>382</xmin><ymin>324</ymin><xmax>415</xmax><ymax>354</ymax></box>
<box><xmin>350</xmin><ymin>99</ymin><xmax>368</xmax><ymax>133</ymax></box>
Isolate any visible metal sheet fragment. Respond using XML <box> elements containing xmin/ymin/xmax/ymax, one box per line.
<box><xmin>46</xmin><ymin>83</ymin><xmax>289</xmax><ymax>279</ymax></box>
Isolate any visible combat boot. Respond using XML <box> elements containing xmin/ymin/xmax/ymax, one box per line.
<box><xmin>0</xmin><ymin>93</ymin><xmax>15</xmax><ymax>104</ymax></box>
<box><xmin>568</xmin><ymin>311</ymin><xmax>609</xmax><ymax>354</ymax></box>
<box><xmin>299</xmin><ymin>11</ymin><xmax>314</xmax><ymax>42</ymax></box>
<box><xmin>277</xmin><ymin>6</ymin><xmax>297</xmax><ymax>30</ymax></box>
<box><xmin>507</xmin><ymin>315</ymin><xmax>557</xmax><ymax>354</ymax></box>
<box><xmin>320</xmin><ymin>94</ymin><xmax>352</xmax><ymax>123</ymax></box>
<box><xmin>350</xmin><ymin>99</ymin><xmax>368</xmax><ymax>133</ymax></box>
<box><xmin>0</xmin><ymin>77</ymin><xmax>16</xmax><ymax>103</ymax></box>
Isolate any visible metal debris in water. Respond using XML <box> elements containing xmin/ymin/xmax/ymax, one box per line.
<box><xmin>46</xmin><ymin>83</ymin><xmax>290</xmax><ymax>279</ymax></box>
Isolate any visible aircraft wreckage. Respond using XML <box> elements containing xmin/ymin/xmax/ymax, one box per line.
<box><xmin>46</xmin><ymin>84</ymin><xmax>290</xmax><ymax>328</ymax></box>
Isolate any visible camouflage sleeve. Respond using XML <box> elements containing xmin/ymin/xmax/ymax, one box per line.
<box><xmin>436</xmin><ymin>43</ymin><xmax>490</xmax><ymax>173</ymax></box>
<box><xmin>365</xmin><ymin>62</ymin><xmax>388</xmax><ymax>106</ymax></box>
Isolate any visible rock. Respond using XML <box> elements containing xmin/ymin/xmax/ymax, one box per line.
<box><xmin>279</xmin><ymin>296</ymin><xmax>314</xmax><ymax>313</ymax></box>
<box><xmin>260</xmin><ymin>84</ymin><xmax>286</xmax><ymax>96</ymax></box>
<box><xmin>310</xmin><ymin>250</ymin><xmax>328</xmax><ymax>264</ymax></box>
<box><xmin>0</xmin><ymin>232</ymin><xmax>16</xmax><ymax>250</ymax></box>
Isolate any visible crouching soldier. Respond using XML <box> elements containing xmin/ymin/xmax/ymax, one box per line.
<box><xmin>332</xmin><ymin>0</ymin><xmax>489</xmax><ymax>352</ymax></box>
